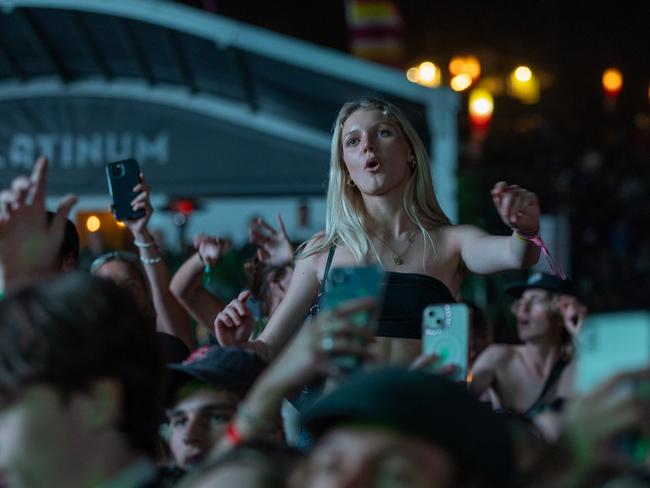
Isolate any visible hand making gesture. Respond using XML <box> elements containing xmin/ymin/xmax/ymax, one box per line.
<box><xmin>193</xmin><ymin>233</ymin><xmax>231</xmax><ymax>268</ymax></box>
<box><xmin>491</xmin><ymin>181</ymin><xmax>540</xmax><ymax>236</ymax></box>
<box><xmin>0</xmin><ymin>157</ymin><xmax>76</xmax><ymax>289</ymax></box>
<box><xmin>249</xmin><ymin>214</ymin><xmax>294</xmax><ymax>266</ymax></box>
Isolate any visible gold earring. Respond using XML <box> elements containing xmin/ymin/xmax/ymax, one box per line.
<box><xmin>347</xmin><ymin>175</ymin><xmax>356</xmax><ymax>187</ymax></box>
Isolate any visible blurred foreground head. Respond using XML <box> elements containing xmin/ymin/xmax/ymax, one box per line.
<box><xmin>46</xmin><ymin>211</ymin><xmax>80</xmax><ymax>272</ymax></box>
<box><xmin>0</xmin><ymin>272</ymin><xmax>162</xmax><ymax>487</ymax></box>
<box><xmin>301</xmin><ymin>368</ymin><xmax>515</xmax><ymax>488</ymax></box>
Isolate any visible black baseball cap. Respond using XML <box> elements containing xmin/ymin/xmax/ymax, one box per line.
<box><xmin>303</xmin><ymin>368</ymin><xmax>515</xmax><ymax>486</ymax></box>
<box><xmin>505</xmin><ymin>271</ymin><xmax>575</xmax><ymax>298</ymax></box>
<box><xmin>165</xmin><ymin>345</ymin><xmax>267</xmax><ymax>405</ymax></box>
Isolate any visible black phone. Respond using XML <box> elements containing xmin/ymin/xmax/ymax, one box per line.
<box><xmin>106</xmin><ymin>159</ymin><xmax>145</xmax><ymax>222</ymax></box>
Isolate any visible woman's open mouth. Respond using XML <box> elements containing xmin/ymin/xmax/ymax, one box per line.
<box><xmin>364</xmin><ymin>158</ymin><xmax>381</xmax><ymax>172</ymax></box>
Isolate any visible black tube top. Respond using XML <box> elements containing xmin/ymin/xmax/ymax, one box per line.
<box><xmin>376</xmin><ymin>272</ymin><xmax>456</xmax><ymax>339</ymax></box>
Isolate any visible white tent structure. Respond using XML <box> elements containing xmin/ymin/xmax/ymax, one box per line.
<box><xmin>0</xmin><ymin>0</ymin><xmax>459</xmax><ymax>231</ymax></box>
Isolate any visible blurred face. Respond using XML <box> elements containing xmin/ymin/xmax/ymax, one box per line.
<box><xmin>513</xmin><ymin>289</ymin><xmax>560</xmax><ymax>342</ymax></box>
<box><xmin>341</xmin><ymin>109</ymin><xmax>412</xmax><ymax>197</ymax></box>
<box><xmin>0</xmin><ymin>385</ymin><xmax>90</xmax><ymax>488</ymax></box>
<box><xmin>301</xmin><ymin>426</ymin><xmax>456</xmax><ymax>488</ymax></box>
<box><xmin>93</xmin><ymin>261</ymin><xmax>151</xmax><ymax>315</ymax></box>
<box><xmin>167</xmin><ymin>387</ymin><xmax>240</xmax><ymax>470</ymax></box>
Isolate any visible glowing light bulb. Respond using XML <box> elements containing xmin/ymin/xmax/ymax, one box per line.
<box><xmin>469</xmin><ymin>88</ymin><xmax>494</xmax><ymax>117</ymax></box>
<box><xmin>418</xmin><ymin>61</ymin><xmax>441</xmax><ymax>87</ymax></box>
<box><xmin>86</xmin><ymin>216</ymin><xmax>101</xmax><ymax>233</ymax></box>
<box><xmin>406</xmin><ymin>67</ymin><xmax>420</xmax><ymax>83</ymax></box>
<box><xmin>514</xmin><ymin>66</ymin><xmax>532</xmax><ymax>82</ymax></box>
<box><xmin>602</xmin><ymin>68</ymin><xmax>623</xmax><ymax>95</ymax></box>
<box><xmin>450</xmin><ymin>73</ymin><xmax>472</xmax><ymax>91</ymax></box>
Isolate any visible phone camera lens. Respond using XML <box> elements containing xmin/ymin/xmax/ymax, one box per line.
<box><xmin>331</xmin><ymin>270</ymin><xmax>346</xmax><ymax>285</ymax></box>
<box><xmin>110</xmin><ymin>164</ymin><xmax>125</xmax><ymax>178</ymax></box>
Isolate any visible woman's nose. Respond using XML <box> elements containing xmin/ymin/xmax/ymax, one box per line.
<box><xmin>362</xmin><ymin>134</ymin><xmax>376</xmax><ymax>153</ymax></box>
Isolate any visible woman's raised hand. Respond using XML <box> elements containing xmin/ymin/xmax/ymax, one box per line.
<box><xmin>491</xmin><ymin>181</ymin><xmax>540</xmax><ymax>235</ymax></box>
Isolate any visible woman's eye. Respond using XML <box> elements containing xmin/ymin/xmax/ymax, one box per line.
<box><xmin>378</xmin><ymin>128</ymin><xmax>391</xmax><ymax>136</ymax></box>
<box><xmin>345</xmin><ymin>137</ymin><xmax>359</xmax><ymax>146</ymax></box>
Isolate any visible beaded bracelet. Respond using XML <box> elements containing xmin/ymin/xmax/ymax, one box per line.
<box><xmin>140</xmin><ymin>256</ymin><xmax>162</xmax><ymax>265</ymax></box>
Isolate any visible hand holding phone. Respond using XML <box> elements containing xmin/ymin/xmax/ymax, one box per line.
<box><xmin>321</xmin><ymin>265</ymin><xmax>386</xmax><ymax>329</ymax></box>
<box><xmin>421</xmin><ymin>303</ymin><xmax>470</xmax><ymax>382</ymax></box>
<box><xmin>319</xmin><ymin>265</ymin><xmax>386</xmax><ymax>373</ymax></box>
<box><xmin>106</xmin><ymin>159</ymin><xmax>146</xmax><ymax>222</ymax></box>
<box><xmin>575</xmin><ymin>312</ymin><xmax>650</xmax><ymax>469</ymax></box>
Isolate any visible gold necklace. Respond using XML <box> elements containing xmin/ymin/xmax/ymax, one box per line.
<box><xmin>371</xmin><ymin>230</ymin><xmax>416</xmax><ymax>265</ymax></box>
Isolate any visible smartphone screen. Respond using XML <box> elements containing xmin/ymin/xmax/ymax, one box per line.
<box><xmin>576</xmin><ymin>311</ymin><xmax>650</xmax><ymax>394</ymax></box>
<box><xmin>422</xmin><ymin>303</ymin><xmax>470</xmax><ymax>382</ymax></box>
<box><xmin>576</xmin><ymin>311</ymin><xmax>650</xmax><ymax>467</ymax></box>
<box><xmin>106</xmin><ymin>158</ymin><xmax>145</xmax><ymax>222</ymax></box>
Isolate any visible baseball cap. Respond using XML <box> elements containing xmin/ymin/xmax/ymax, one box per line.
<box><xmin>302</xmin><ymin>368</ymin><xmax>515</xmax><ymax>486</ymax></box>
<box><xmin>505</xmin><ymin>271</ymin><xmax>575</xmax><ymax>298</ymax></box>
<box><xmin>165</xmin><ymin>345</ymin><xmax>267</xmax><ymax>405</ymax></box>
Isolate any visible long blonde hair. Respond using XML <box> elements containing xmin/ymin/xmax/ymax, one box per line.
<box><xmin>299</xmin><ymin>97</ymin><xmax>451</xmax><ymax>264</ymax></box>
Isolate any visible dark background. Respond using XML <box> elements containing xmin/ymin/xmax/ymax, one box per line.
<box><xmin>177</xmin><ymin>1</ymin><xmax>649</xmax><ymax>327</ymax></box>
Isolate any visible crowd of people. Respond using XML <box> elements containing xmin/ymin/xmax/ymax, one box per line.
<box><xmin>0</xmin><ymin>98</ymin><xmax>648</xmax><ymax>487</ymax></box>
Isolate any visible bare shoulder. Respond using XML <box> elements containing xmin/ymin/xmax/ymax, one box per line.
<box><xmin>440</xmin><ymin>224</ymin><xmax>489</xmax><ymax>243</ymax></box>
<box><xmin>475</xmin><ymin>343</ymin><xmax>515</xmax><ymax>367</ymax></box>
<box><xmin>296</xmin><ymin>231</ymin><xmax>333</xmax><ymax>279</ymax></box>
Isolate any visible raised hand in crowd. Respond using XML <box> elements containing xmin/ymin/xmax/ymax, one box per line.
<box><xmin>0</xmin><ymin>156</ymin><xmax>76</xmax><ymax>293</ymax></box>
<box><xmin>214</xmin><ymin>290</ymin><xmax>255</xmax><ymax>346</ymax></box>
<box><xmin>528</xmin><ymin>367</ymin><xmax>650</xmax><ymax>487</ymax></box>
<box><xmin>491</xmin><ymin>181</ymin><xmax>541</xmax><ymax>235</ymax></box>
<box><xmin>195</xmin><ymin>232</ymin><xmax>231</xmax><ymax>267</ymax></box>
<box><xmin>249</xmin><ymin>214</ymin><xmax>294</xmax><ymax>266</ymax></box>
<box><xmin>408</xmin><ymin>352</ymin><xmax>460</xmax><ymax>380</ymax></box>
<box><xmin>214</xmin><ymin>297</ymin><xmax>376</xmax><ymax>450</ymax></box>
<box><xmin>118</xmin><ymin>172</ymin><xmax>194</xmax><ymax>350</ymax></box>
<box><xmin>169</xmin><ymin>233</ymin><xmax>228</xmax><ymax>334</ymax></box>
<box><xmin>558</xmin><ymin>294</ymin><xmax>588</xmax><ymax>338</ymax></box>
<box><xmin>123</xmin><ymin>173</ymin><xmax>153</xmax><ymax>237</ymax></box>
<box><xmin>564</xmin><ymin>368</ymin><xmax>650</xmax><ymax>479</ymax></box>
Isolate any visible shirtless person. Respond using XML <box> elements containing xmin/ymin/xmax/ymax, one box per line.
<box><xmin>469</xmin><ymin>272</ymin><xmax>586</xmax><ymax>422</ymax></box>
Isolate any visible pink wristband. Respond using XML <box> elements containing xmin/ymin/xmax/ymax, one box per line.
<box><xmin>514</xmin><ymin>231</ymin><xmax>567</xmax><ymax>280</ymax></box>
